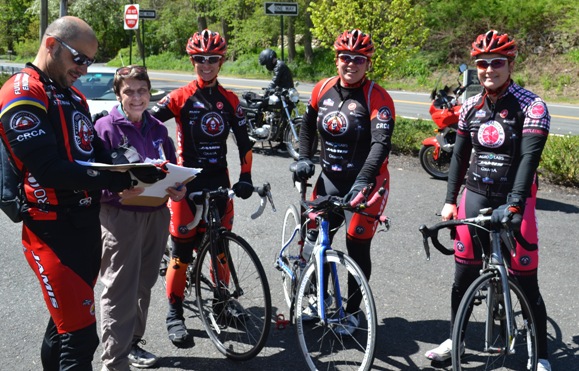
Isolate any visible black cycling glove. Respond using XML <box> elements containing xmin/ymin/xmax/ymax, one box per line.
<box><xmin>232</xmin><ymin>173</ymin><xmax>254</xmax><ymax>199</ymax></box>
<box><xmin>129</xmin><ymin>166</ymin><xmax>167</xmax><ymax>188</ymax></box>
<box><xmin>343</xmin><ymin>178</ymin><xmax>369</xmax><ymax>204</ymax></box>
<box><xmin>295</xmin><ymin>159</ymin><xmax>315</xmax><ymax>181</ymax></box>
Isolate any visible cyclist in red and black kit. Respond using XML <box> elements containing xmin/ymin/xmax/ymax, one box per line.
<box><xmin>150</xmin><ymin>29</ymin><xmax>254</xmax><ymax>346</ymax></box>
<box><xmin>424</xmin><ymin>30</ymin><xmax>552</xmax><ymax>371</ymax></box>
<box><xmin>0</xmin><ymin>16</ymin><xmax>164</xmax><ymax>370</ymax></box>
<box><xmin>295</xmin><ymin>29</ymin><xmax>395</xmax><ymax>336</ymax></box>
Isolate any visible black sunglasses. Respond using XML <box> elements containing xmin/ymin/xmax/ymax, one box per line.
<box><xmin>49</xmin><ymin>34</ymin><xmax>95</xmax><ymax>67</ymax></box>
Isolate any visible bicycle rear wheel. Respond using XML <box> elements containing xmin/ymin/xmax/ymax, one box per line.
<box><xmin>195</xmin><ymin>230</ymin><xmax>272</xmax><ymax>361</ymax></box>
<box><xmin>452</xmin><ymin>272</ymin><xmax>538</xmax><ymax>370</ymax></box>
<box><xmin>280</xmin><ymin>204</ymin><xmax>304</xmax><ymax>309</ymax></box>
<box><xmin>295</xmin><ymin>250</ymin><xmax>377</xmax><ymax>370</ymax></box>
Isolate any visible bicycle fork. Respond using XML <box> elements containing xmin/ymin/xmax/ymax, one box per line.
<box><xmin>314</xmin><ymin>219</ymin><xmax>346</xmax><ymax>325</ymax></box>
<box><xmin>484</xmin><ymin>234</ymin><xmax>517</xmax><ymax>355</ymax></box>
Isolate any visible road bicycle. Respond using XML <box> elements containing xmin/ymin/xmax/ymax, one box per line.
<box><xmin>419</xmin><ymin>207</ymin><xmax>539</xmax><ymax>370</ymax></box>
<box><xmin>159</xmin><ymin>183</ymin><xmax>276</xmax><ymax>361</ymax></box>
<box><xmin>276</xmin><ymin>168</ymin><xmax>390</xmax><ymax>370</ymax></box>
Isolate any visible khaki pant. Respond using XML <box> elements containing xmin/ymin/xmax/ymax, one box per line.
<box><xmin>99</xmin><ymin>204</ymin><xmax>170</xmax><ymax>371</ymax></box>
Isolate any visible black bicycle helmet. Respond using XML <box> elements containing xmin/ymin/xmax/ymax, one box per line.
<box><xmin>259</xmin><ymin>48</ymin><xmax>277</xmax><ymax>71</ymax></box>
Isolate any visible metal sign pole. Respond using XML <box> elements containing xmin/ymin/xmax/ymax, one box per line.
<box><xmin>280</xmin><ymin>16</ymin><xmax>284</xmax><ymax>61</ymax></box>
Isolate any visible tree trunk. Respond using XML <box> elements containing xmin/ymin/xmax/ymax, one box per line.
<box><xmin>288</xmin><ymin>17</ymin><xmax>296</xmax><ymax>62</ymax></box>
<box><xmin>197</xmin><ymin>16</ymin><xmax>207</xmax><ymax>31</ymax></box>
<box><xmin>303</xmin><ymin>11</ymin><xmax>314</xmax><ymax>64</ymax></box>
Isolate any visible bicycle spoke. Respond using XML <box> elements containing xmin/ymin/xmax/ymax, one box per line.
<box><xmin>295</xmin><ymin>250</ymin><xmax>376</xmax><ymax>370</ymax></box>
<box><xmin>452</xmin><ymin>273</ymin><xmax>538</xmax><ymax>370</ymax></box>
<box><xmin>195</xmin><ymin>231</ymin><xmax>271</xmax><ymax>361</ymax></box>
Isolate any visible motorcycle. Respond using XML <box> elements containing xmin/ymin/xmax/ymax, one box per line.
<box><xmin>419</xmin><ymin>63</ymin><xmax>480</xmax><ymax>180</ymax></box>
<box><xmin>239</xmin><ymin>86</ymin><xmax>306</xmax><ymax>160</ymax></box>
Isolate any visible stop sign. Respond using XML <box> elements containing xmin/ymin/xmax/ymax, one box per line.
<box><xmin>124</xmin><ymin>4</ymin><xmax>139</xmax><ymax>30</ymax></box>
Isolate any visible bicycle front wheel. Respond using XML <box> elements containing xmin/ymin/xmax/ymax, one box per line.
<box><xmin>280</xmin><ymin>204</ymin><xmax>303</xmax><ymax>309</ymax></box>
<box><xmin>295</xmin><ymin>250</ymin><xmax>377</xmax><ymax>370</ymax></box>
<box><xmin>452</xmin><ymin>272</ymin><xmax>538</xmax><ymax>370</ymax></box>
<box><xmin>195</xmin><ymin>231</ymin><xmax>272</xmax><ymax>361</ymax></box>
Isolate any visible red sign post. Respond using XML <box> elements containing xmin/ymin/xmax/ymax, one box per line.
<box><xmin>124</xmin><ymin>4</ymin><xmax>139</xmax><ymax>30</ymax></box>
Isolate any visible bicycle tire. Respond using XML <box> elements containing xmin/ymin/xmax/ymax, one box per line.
<box><xmin>280</xmin><ymin>204</ymin><xmax>304</xmax><ymax>309</ymax></box>
<box><xmin>195</xmin><ymin>230</ymin><xmax>272</xmax><ymax>361</ymax></box>
<box><xmin>452</xmin><ymin>271</ymin><xmax>538</xmax><ymax>370</ymax></box>
<box><xmin>295</xmin><ymin>250</ymin><xmax>377</xmax><ymax>371</ymax></box>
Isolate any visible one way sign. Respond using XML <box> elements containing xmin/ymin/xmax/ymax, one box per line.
<box><xmin>264</xmin><ymin>2</ymin><xmax>298</xmax><ymax>16</ymax></box>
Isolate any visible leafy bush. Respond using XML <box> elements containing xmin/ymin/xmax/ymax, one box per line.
<box><xmin>391</xmin><ymin>118</ymin><xmax>436</xmax><ymax>155</ymax></box>
<box><xmin>539</xmin><ymin>135</ymin><xmax>579</xmax><ymax>187</ymax></box>
<box><xmin>391</xmin><ymin>117</ymin><xmax>579</xmax><ymax>188</ymax></box>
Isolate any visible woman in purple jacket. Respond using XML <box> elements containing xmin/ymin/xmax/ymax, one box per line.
<box><xmin>94</xmin><ymin>66</ymin><xmax>186</xmax><ymax>371</ymax></box>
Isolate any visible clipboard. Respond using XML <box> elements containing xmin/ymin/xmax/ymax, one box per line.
<box><xmin>76</xmin><ymin>160</ymin><xmax>201</xmax><ymax>207</ymax></box>
<box><xmin>121</xmin><ymin>163</ymin><xmax>201</xmax><ymax>206</ymax></box>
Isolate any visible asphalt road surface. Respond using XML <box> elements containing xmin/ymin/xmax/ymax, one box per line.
<box><xmin>0</xmin><ymin>139</ymin><xmax>577</xmax><ymax>370</ymax></box>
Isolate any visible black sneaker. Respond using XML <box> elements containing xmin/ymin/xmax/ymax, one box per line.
<box><xmin>167</xmin><ymin>319</ymin><xmax>189</xmax><ymax>344</ymax></box>
<box><xmin>128</xmin><ymin>340</ymin><xmax>158</xmax><ymax>368</ymax></box>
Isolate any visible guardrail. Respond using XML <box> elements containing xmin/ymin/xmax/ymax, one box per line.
<box><xmin>0</xmin><ymin>65</ymin><xmax>20</xmax><ymax>75</ymax></box>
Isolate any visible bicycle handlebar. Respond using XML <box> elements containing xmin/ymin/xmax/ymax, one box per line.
<box><xmin>185</xmin><ymin>183</ymin><xmax>275</xmax><ymax>230</ymax></box>
<box><xmin>418</xmin><ymin>207</ymin><xmax>538</xmax><ymax>261</ymax></box>
<box><xmin>303</xmin><ymin>179</ymin><xmax>390</xmax><ymax>225</ymax></box>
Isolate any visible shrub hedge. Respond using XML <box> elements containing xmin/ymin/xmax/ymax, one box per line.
<box><xmin>393</xmin><ymin>118</ymin><xmax>579</xmax><ymax>188</ymax></box>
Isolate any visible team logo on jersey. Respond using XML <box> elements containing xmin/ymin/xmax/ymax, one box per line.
<box><xmin>475</xmin><ymin>110</ymin><xmax>486</xmax><ymax>118</ymax></box>
<box><xmin>157</xmin><ymin>95</ymin><xmax>171</xmax><ymax>108</ymax></box>
<box><xmin>529</xmin><ymin>101</ymin><xmax>547</xmax><ymax>119</ymax></box>
<box><xmin>456</xmin><ymin>241</ymin><xmax>465</xmax><ymax>252</ymax></box>
<box><xmin>377</xmin><ymin>107</ymin><xmax>392</xmax><ymax>121</ymax></box>
<box><xmin>477</xmin><ymin>121</ymin><xmax>505</xmax><ymax>148</ymax></box>
<box><xmin>519</xmin><ymin>255</ymin><xmax>531</xmax><ymax>266</ymax></box>
<box><xmin>216</xmin><ymin>101</ymin><xmax>224</xmax><ymax>110</ymax></box>
<box><xmin>499</xmin><ymin>109</ymin><xmax>509</xmax><ymax>118</ymax></box>
<box><xmin>322</xmin><ymin>111</ymin><xmax>348</xmax><ymax>135</ymax></box>
<box><xmin>348</xmin><ymin>102</ymin><xmax>357</xmax><ymax>111</ymax></box>
<box><xmin>235</xmin><ymin>104</ymin><xmax>245</xmax><ymax>119</ymax></box>
<box><xmin>201</xmin><ymin>112</ymin><xmax>225</xmax><ymax>136</ymax></box>
<box><xmin>10</xmin><ymin>111</ymin><xmax>41</xmax><ymax>132</ymax></box>
<box><xmin>73</xmin><ymin>111</ymin><xmax>95</xmax><ymax>154</ymax></box>
<box><xmin>355</xmin><ymin>226</ymin><xmax>365</xmax><ymax>235</ymax></box>
<box><xmin>322</xmin><ymin>98</ymin><xmax>335</xmax><ymax>107</ymax></box>
<box><xmin>193</xmin><ymin>101</ymin><xmax>205</xmax><ymax>109</ymax></box>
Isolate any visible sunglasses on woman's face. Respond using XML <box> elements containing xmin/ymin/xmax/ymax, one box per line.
<box><xmin>116</xmin><ymin>66</ymin><xmax>148</xmax><ymax>76</ymax></box>
<box><xmin>475</xmin><ymin>57</ymin><xmax>508</xmax><ymax>70</ymax></box>
<box><xmin>338</xmin><ymin>54</ymin><xmax>368</xmax><ymax>65</ymax></box>
<box><xmin>49</xmin><ymin>35</ymin><xmax>95</xmax><ymax>66</ymax></box>
<box><xmin>192</xmin><ymin>55</ymin><xmax>222</xmax><ymax>64</ymax></box>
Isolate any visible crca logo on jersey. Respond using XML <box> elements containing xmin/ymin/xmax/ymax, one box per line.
<box><xmin>10</xmin><ymin>111</ymin><xmax>41</xmax><ymax>132</ymax></box>
<box><xmin>322</xmin><ymin>111</ymin><xmax>348</xmax><ymax>136</ymax></box>
<box><xmin>201</xmin><ymin>112</ymin><xmax>225</xmax><ymax>136</ymax></box>
<box><xmin>477</xmin><ymin>121</ymin><xmax>505</xmax><ymax>148</ymax></box>
<box><xmin>73</xmin><ymin>111</ymin><xmax>94</xmax><ymax>154</ymax></box>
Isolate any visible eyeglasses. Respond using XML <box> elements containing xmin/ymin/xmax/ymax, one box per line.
<box><xmin>192</xmin><ymin>55</ymin><xmax>222</xmax><ymax>64</ymax></box>
<box><xmin>338</xmin><ymin>54</ymin><xmax>368</xmax><ymax>65</ymax></box>
<box><xmin>49</xmin><ymin>34</ymin><xmax>95</xmax><ymax>67</ymax></box>
<box><xmin>116</xmin><ymin>66</ymin><xmax>147</xmax><ymax>76</ymax></box>
<box><xmin>475</xmin><ymin>57</ymin><xmax>508</xmax><ymax>70</ymax></box>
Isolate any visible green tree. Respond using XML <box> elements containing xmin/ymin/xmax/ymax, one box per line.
<box><xmin>0</xmin><ymin>0</ymin><xmax>35</xmax><ymax>53</ymax></box>
<box><xmin>308</xmin><ymin>0</ymin><xmax>429</xmax><ymax>80</ymax></box>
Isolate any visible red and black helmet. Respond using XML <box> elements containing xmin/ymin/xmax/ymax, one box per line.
<box><xmin>471</xmin><ymin>30</ymin><xmax>517</xmax><ymax>58</ymax></box>
<box><xmin>186</xmin><ymin>29</ymin><xmax>227</xmax><ymax>56</ymax></box>
<box><xmin>333</xmin><ymin>29</ymin><xmax>375</xmax><ymax>58</ymax></box>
